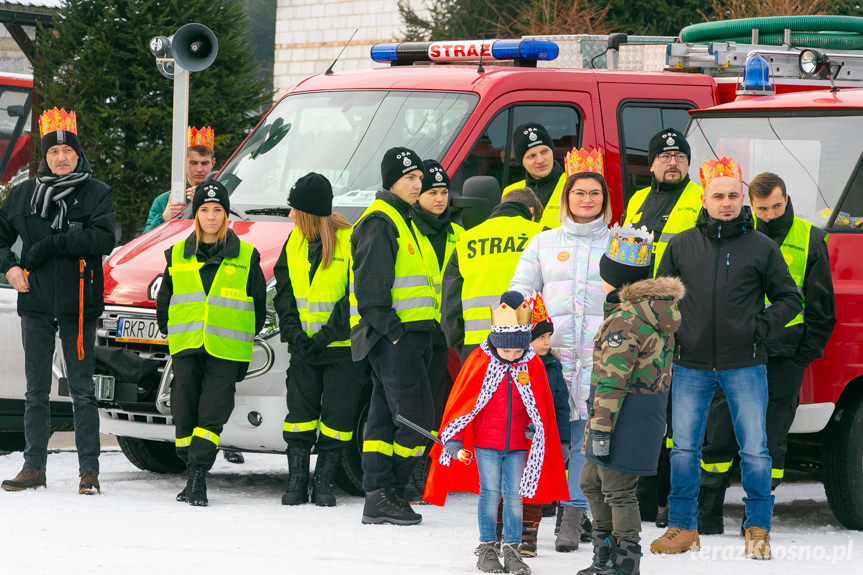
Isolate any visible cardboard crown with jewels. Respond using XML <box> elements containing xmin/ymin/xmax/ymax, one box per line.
<box><xmin>490</xmin><ymin>295</ymin><xmax>533</xmax><ymax>330</ymax></box>
<box><xmin>699</xmin><ymin>156</ymin><xmax>742</xmax><ymax>188</ymax></box>
<box><xmin>605</xmin><ymin>223</ymin><xmax>654</xmax><ymax>267</ymax></box>
<box><xmin>187</xmin><ymin>126</ymin><xmax>215</xmax><ymax>149</ymax></box>
<box><xmin>564</xmin><ymin>147</ymin><xmax>605</xmax><ymax>178</ymax></box>
<box><xmin>38</xmin><ymin>108</ymin><xmax>77</xmax><ymax>138</ymax></box>
<box><xmin>525</xmin><ymin>291</ymin><xmax>550</xmax><ymax>329</ymax></box>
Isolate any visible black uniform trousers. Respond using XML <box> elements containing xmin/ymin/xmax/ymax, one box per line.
<box><xmin>701</xmin><ymin>355</ymin><xmax>806</xmax><ymax>487</ymax></box>
<box><xmin>283</xmin><ymin>352</ymin><xmax>370</xmax><ymax>451</ymax></box>
<box><xmin>171</xmin><ymin>352</ymin><xmax>241</xmax><ymax>470</ymax></box>
<box><xmin>428</xmin><ymin>339</ymin><xmax>453</xmax><ymax>430</ymax></box>
<box><xmin>361</xmin><ymin>330</ymin><xmax>435</xmax><ymax>492</ymax></box>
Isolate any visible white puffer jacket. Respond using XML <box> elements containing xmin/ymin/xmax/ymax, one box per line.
<box><xmin>510</xmin><ymin>216</ymin><xmax>609</xmax><ymax>420</ymax></box>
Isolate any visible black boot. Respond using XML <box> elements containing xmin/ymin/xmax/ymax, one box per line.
<box><xmin>697</xmin><ymin>482</ymin><xmax>727</xmax><ymax>535</ymax></box>
<box><xmin>187</xmin><ymin>466</ymin><xmax>208</xmax><ymax>507</ymax></box>
<box><xmin>311</xmin><ymin>449</ymin><xmax>341</xmax><ymax>507</ymax></box>
<box><xmin>281</xmin><ymin>447</ymin><xmax>310</xmax><ymax>506</ymax></box>
<box><xmin>655</xmin><ymin>505</ymin><xmax>669</xmax><ymax>528</ymax></box>
<box><xmin>577</xmin><ymin>531</ymin><xmax>614</xmax><ymax>575</ymax></box>
<box><xmin>581</xmin><ymin>513</ymin><xmax>593</xmax><ymax>543</ymax></box>
<box><xmin>609</xmin><ymin>539</ymin><xmax>641</xmax><ymax>575</ymax></box>
<box><xmin>361</xmin><ymin>487</ymin><xmax>422</xmax><ymax>525</ymax></box>
<box><xmin>176</xmin><ymin>467</ymin><xmax>190</xmax><ymax>502</ymax></box>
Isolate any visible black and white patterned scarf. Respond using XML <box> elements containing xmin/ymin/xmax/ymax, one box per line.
<box><xmin>31</xmin><ymin>170</ymin><xmax>91</xmax><ymax>230</ymax></box>
<box><xmin>438</xmin><ymin>341</ymin><xmax>546</xmax><ymax>498</ymax></box>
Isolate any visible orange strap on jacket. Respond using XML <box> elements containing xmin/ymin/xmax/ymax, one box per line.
<box><xmin>77</xmin><ymin>258</ymin><xmax>85</xmax><ymax>360</ymax></box>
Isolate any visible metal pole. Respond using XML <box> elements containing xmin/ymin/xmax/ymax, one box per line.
<box><xmin>170</xmin><ymin>66</ymin><xmax>189</xmax><ymax>203</ymax></box>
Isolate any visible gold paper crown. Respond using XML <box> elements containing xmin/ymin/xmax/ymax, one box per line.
<box><xmin>564</xmin><ymin>147</ymin><xmax>605</xmax><ymax>178</ymax></box>
<box><xmin>490</xmin><ymin>297</ymin><xmax>532</xmax><ymax>328</ymax></box>
<box><xmin>700</xmin><ymin>157</ymin><xmax>742</xmax><ymax>188</ymax></box>
<box><xmin>38</xmin><ymin>108</ymin><xmax>77</xmax><ymax>138</ymax></box>
<box><xmin>187</xmin><ymin>126</ymin><xmax>215</xmax><ymax>149</ymax></box>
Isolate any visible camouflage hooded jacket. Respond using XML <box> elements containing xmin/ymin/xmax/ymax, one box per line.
<box><xmin>584</xmin><ymin>276</ymin><xmax>685</xmax><ymax>476</ymax></box>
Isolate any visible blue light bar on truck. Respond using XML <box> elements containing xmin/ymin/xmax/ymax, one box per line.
<box><xmin>737</xmin><ymin>53</ymin><xmax>775</xmax><ymax>96</ymax></box>
<box><xmin>370</xmin><ymin>39</ymin><xmax>559</xmax><ymax>66</ymax></box>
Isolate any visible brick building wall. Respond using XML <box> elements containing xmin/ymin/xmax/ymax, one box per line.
<box><xmin>274</xmin><ymin>0</ymin><xmax>421</xmax><ymax>98</ymax></box>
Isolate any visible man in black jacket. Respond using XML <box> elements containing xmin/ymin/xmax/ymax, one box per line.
<box><xmin>697</xmin><ymin>172</ymin><xmax>836</xmax><ymax>532</ymax></box>
<box><xmin>650</xmin><ymin>158</ymin><xmax>801</xmax><ymax>560</ymax></box>
<box><xmin>351</xmin><ymin>147</ymin><xmax>438</xmax><ymax>525</ymax></box>
<box><xmin>0</xmin><ymin>108</ymin><xmax>115</xmax><ymax>494</ymax></box>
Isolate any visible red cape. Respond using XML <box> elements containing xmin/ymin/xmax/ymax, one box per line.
<box><xmin>423</xmin><ymin>347</ymin><xmax>570</xmax><ymax>506</ymax></box>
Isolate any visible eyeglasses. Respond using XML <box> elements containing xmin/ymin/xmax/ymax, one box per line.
<box><xmin>569</xmin><ymin>191</ymin><xmax>603</xmax><ymax>199</ymax></box>
<box><xmin>656</xmin><ymin>153</ymin><xmax>688</xmax><ymax>164</ymax></box>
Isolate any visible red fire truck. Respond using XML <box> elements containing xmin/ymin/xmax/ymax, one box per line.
<box><xmin>87</xmin><ymin>33</ymin><xmax>863</xmax><ymax>527</ymax></box>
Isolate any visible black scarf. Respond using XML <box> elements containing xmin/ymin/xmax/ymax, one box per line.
<box><xmin>31</xmin><ymin>162</ymin><xmax>92</xmax><ymax>231</ymax></box>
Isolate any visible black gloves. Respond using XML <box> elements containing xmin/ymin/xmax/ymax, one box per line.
<box><xmin>591</xmin><ymin>430</ymin><xmax>611</xmax><ymax>459</ymax></box>
<box><xmin>23</xmin><ymin>236</ymin><xmax>57</xmax><ymax>270</ymax></box>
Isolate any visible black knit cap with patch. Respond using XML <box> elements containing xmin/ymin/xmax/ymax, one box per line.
<box><xmin>192</xmin><ymin>180</ymin><xmax>230</xmax><ymax>215</ymax></box>
<box><xmin>381</xmin><ymin>146</ymin><xmax>423</xmax><ymax>190</ymax></box>
<box><xmin>647</xmin><ymin>128</ymin><xmax>691</xmax><ymax>165</ymax></box>
<box><xmin>513</xmin><ymin>122</ymin><xmax>554</xmax><ymax>164</ymax></box>
<box><xmin>421</xmin><ymin>159</ymin><xmax>450</xmax><ymax>193</ymax></box>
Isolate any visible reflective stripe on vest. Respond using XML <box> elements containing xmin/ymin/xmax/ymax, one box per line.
<box><xmin>455</xmin><ymin>216</ymin><xmax>544</xmax><ymax>345</ymax></box>
<box><xmin>624</xmin><ymin>180</ymin><xmax>703</xmax><ymax>277</ymax></box>
<box><xmin>415</xmin><ymin>221</ymin><xmax>464</xmax><ymax>321</ymax></box>
<box><xmin>286</xmin><ymin>226</ymin><xmax>352</xmax><ymax>348</ymax></box>
<box><xmin>349</xmin><ymin>199</ymin><xmax>437</xmax><ymax>328</ymax></box>
<box><xmin>167</xmin><ymin>238</ymin><xmax>256</xmax><ymax>362</ymax></box>
<box><xmin>502</xmin><ymin>172</ymin><xmax>566</xmax><ymax>229</ymax></box>
<box><xmin>761</xmin><ymin>216</ymin><xmax>811</xmax><ymax>328</ymax></box>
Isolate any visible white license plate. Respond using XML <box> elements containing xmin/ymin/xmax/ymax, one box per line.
<box><xmin>116</xmin><ymin>317</ymin><xmax>168</xmax><ymax>345</ymax></box>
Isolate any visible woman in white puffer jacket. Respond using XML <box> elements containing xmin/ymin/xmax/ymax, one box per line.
<box><xmin>510</xmin><ymin>158</ymin><xmax>611</xmax><ymax>550</ymax></box>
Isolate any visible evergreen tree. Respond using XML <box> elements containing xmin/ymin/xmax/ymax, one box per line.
<box><xmin>35</xmin><ymin>0</ymin><xmax>271</xmax><ymax>241</ymax></box>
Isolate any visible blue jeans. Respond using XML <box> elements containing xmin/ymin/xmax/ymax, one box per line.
<box><xmin>475</xmin><ymin>447</ymin><xmax>527</xmax><ymax>544</ymax></box>
<box><xmin>668</xmin><ymin>365</ymin><xmax>774</xmax><ymax>530</ymax></box>
<box><xmin>561</xmin><ymin>418</ymin><xmax>589</xmax><ymax>509</ymax></box>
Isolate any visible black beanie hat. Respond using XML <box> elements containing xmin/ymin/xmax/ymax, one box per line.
<box><xmin>193</xmin><ymin>180</ymin><xmax>230</xmax><ymax>215</ymax></box>
<box><xmin>421</xmin><ymin>159</ymin><xmax>450</xmax><ymax>193</ymax></box>
<box><xmin>41</xmin><ymin>130</ymin><xmax>83</xmax><ymax>160</ymax></box>
<box><xmin>288</xmin><ymin>172</ymin><xmax>333</xmax><ymax>216</ymax></box>
<box><xmin>531</xmin><ymin>318</ymin><xmax>554</xmax><ymax>341</ymax></box>
<box><xmin>648</xmin><ymin>128</ymin><xmax>691</xmax><ymax>165</ymax></box>
<box><xmin>513</xmin><ymin>123</ymin><xmax>554</xmax><ymax>164</ymax></box>
<box><xmin>489</xmin><ymin>291</ymin><xmax>533</xmax><ymax>351</ymax></box>
<box><xmin>381</xmin><ymin>147</ymin><xmax>423</xmax><ymax>190</ymax></box>
<box><xmin>599</xmin><ymin>254</ymin><xmax>651</xmax><ymax>289</ymax></box>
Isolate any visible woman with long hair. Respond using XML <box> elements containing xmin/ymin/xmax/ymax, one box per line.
<box><xmin>274</xmin><ymin>172</ymin><xmax>370</xmax><ymax>507</ymax></box>
<box><xmin>510</xmin><ymin>148</ymin><xmax>612</xmax><ymax>552</ymax></box>
<box><xmin>156</xmin><ymin>180</ymin><xmax>267</xmax><ymax>506</ymax></box>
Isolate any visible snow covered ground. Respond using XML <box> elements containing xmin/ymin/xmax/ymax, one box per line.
<box><xmin>0</xmin><ymin>446</ymin><xmax>859</xmax><ymax>575</ymax></box>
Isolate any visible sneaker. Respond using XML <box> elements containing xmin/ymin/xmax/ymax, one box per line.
<box><xmin>744</xmin><ymin>526</ymin><xmax>772</xmax><ymax>560</ymax></box>
<box><xmin>78</xmin><ymin>470</ymin><xmax>100</xmax><ymax>495</ymax></box>
<box><xmin>476</xmin><ymin>541</ymin><xmax>504</xmax><ymax>573</ymax></box>
<box><xmin>1</xmin><ymin>467</ymin><xmax>46</xmax><ymax>491</ymax></box>
<box><xmin>500</xmin><ymin>543</ymin><xmax>531</xmax><ymax>575</ymax></box>
<box><xmin>361</xmin><ymin>487</ymin><xmax>422</xmax><ymax>525</ymax></box>
<box><xmin>649</xmin><ymin>527</ymin><xmax>700</xmax><ymax>554</ymax></box>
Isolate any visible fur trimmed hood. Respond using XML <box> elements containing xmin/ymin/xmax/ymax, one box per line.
<box><xmin>619</xmin><ymin>276</ymin><xmax>685</xmax><ymax>303</ymax></box>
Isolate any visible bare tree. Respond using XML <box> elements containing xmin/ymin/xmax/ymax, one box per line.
<box><xmin>498</xmin><ymin>0</ymin><xmax>613</xmax><ymax>37</ymax></box>
<box><xmin>699</xmin><ymin>0</ymin><xmax>830</xmax><ymax>21</ymax></box>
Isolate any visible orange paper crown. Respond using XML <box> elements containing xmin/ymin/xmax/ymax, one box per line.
<box><xmin>564</xmin><ymin>147</ymin><xmax>605</xmax><ymax>178</ymax></box>
<box><xmin>187</xmin><ymin>126</ymin><xmax>215</xmax><ymax>149</ymax></box>
<box><xmin>699</xmin><ymin>157</ymin><xmax>742</xmax><ymax>188</ymax></box>
<box><xmin>38</xmin><ymin>107</ymin><xmax>77</xmax><ymax>138</ymax></box>
<box><xmin>526</xmin><ymin>291</ymin><xmax>551</xmax><ymax>328</ymax></box>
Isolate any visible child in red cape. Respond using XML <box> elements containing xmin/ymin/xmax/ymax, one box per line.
<box><xmin>423</xmin><ymin>291</ymin><xmax>569</xmax><ymax>574</ymax></box>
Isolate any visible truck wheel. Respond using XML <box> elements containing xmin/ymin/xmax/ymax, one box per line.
<box><xmin>336</xmin><ymin>400</ymin><xmax>368</xmax><ymax>496</ymax></box>
<box><xmin>117</xmin><ymin>436</ymin><xmax>185</xmax><ymax>474</ymax></box>
<box><xmin>0</xmin><ymin>432</ymin><xmax>26</xmax><ymax>453</ymax></box>
<box><xmin>823</xmin><ymin>393</ymin><xmax>863</xmax><ymax>530</ymax></box>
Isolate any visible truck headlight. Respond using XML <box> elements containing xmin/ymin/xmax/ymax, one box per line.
<box><xmin>258</xmin><ymin>278</ymin><xmax>279</xmax><ymax>339</ymax></box>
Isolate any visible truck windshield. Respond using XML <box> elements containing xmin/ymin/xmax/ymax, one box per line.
<box><xmin>686</xmin><ymin>114</ymin><xmax>863</xmax><ymax>227</ymax></box>
<box><xmin>220</xmin><ymin>90</ymin><xmax>478</xmax><ymax>218</ymax></box>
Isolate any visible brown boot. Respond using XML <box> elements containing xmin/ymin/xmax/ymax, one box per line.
<box><xmin>649</xmin><ymin>526</ymin><xmax>700</xmax><ymax>554</ymax></box>
<box><xmin>79</xmin><ymin>470</ymin><xmax>101</xmax><ymax>495</ymax></box>
<box><xmin>1</xmin><ymin>468</ymin><xmax>47</xmax><ymax>491</ymax></box>
<box><xmin>744</xmin><ymin>526</ymin><xmax>772</xmax><ymax>560</ymax></box>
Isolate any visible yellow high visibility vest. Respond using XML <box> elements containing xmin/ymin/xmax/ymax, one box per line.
<box><xmin>502</xmin><ymin>172</ymin><xmax>566</xmax><ymax>229</ymax></box>
<box><xmin>624</xmin><ymin>179</ymin><xmax>703</xmax><ymax>277</ymax></box>
<box><xmin>285</xmin><ymin>226</ymin><xmax>352</xmax><ymax>347</ymax></box>
<box><xmin>455</xmin><ymin>216</ymin><xmax>544</xmax><ymax>345</ymax></box>
<box><xmin>761</xmin><ymin>216</ymin><xmax>813</xmax><ymax>328</ymax></box>
<box><xmin>167</xmin><ymin>238</ymin><xmax>256</xmax><ymax>362</ymax></box>
<box><xmin>349</xmin><ymin>199</ymin><xmax>437</xmax><ymax>328</ymax></box>
<box><xmin>414</xmin><ymin>221</ymin><xmax>464</xmax><ymax>320</ymax></box>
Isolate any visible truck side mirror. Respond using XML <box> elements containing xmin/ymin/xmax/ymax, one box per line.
<box><xmin>7</xmin><ymin>105</ymin><xmax>26</xmax><ymax>118</ymax></box>
<box><xmin>451</xmin><ymin>175</ymin><xmax>500</xmax><ymax>229</ymax></box>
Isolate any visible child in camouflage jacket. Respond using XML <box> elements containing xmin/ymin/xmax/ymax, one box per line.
<box><xmin>578</xmin><ymin>224</ymin><xmax>685</xmax><ymax>575</ymax></box>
